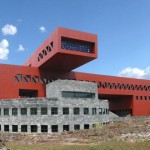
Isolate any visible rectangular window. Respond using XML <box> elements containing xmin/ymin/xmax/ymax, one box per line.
<box><xmin>84</xmin><ymin>124</ymin><xmax>89</xmax><ymax>129</ymax></box>
<box><xmin>145</xmin><ymin>96</ymin><xmax>147</xmax><ymax>100</ymax></box>
<box><xmin>12</xmin><ymin>125</ymin><xmax>18</xmax><ymax>132</ymax></box>
<box><xmin>51</xmin><ymin>125</ymin><xmax>58</xmax><ymax>132</ymax></box>
<box><xmin>19</xmin><ymin>89</ymin><xmax>38</xmax><ymax>98</ymax></box>
<box><xmin>99</xmin><ymin>108</ymin><xmax>102</xmax><ymax>115</ymax></box>
<box><xmin>92</xmin><ymin>108</ymin><xmax>97</xmax><ymax>115</ymax></box>
<box><xmin>51</xmin><ymin>107</ymin><xmax>58</xmax><ymax>115</ymax></box>
<box><xmin>92</xmin><ymin>124</ymin><xmax>95</xmax><ymax>128</ymax></box>
<box><xmin>21</xmin><ymin>108</ymin><xmax>27</xmax><ymax>115</ymax></box>
<box><xmin>73</xmin><ymin>107</ymin><xmax>80</xmax><ymax>115</ymax></box>
<box><xmin>140</xmin><ymin>96</ymin><xmax>142</xmax><ymax>100</ymax></box>
<box><xmin>0</xmin><ymin>125</ymin><xmax>1</xmax><ymax>131</ymax></box>
<box><xmin>41</xmin><ymin>125</ymin><xmax>48</xmax><ymax>133</ymax></box>
<box><xmin>61</xmin><ymin>38</ymin><xmax>94</xmax><ymax>53</ymax></box>
<box><xmin>136</xmin><ymin>96</ymin><xmax>138</xmax><ymax>100</ymax></box>
<box><xmin>103</xmin><ymin>108</ymin><xmax>106</xmax><ymax>114</ymax></box>
<box><xmin>63</xmin><ymin>125</ymin><xmax>69</xmax><ymax>132</ymax></box>
<box><xmin>106</xmin><ymin>109</ymin><xmax>109</xmax><ymax>114</ymax></box>
<box><xmin>4</xmin><ymin>125</ymin><xmax>9</xmax><ymax>132</ymax></box>
<box><xmin>63</xmin><ymin>107</ymin><xmax>69</xmax><ymax>115</ymax></box>
<box><xmin>84</xmin><ymin>108</ymin><xmax>89</xmax><ymax>115</ymax></box>
<box><xmin>12</xmin><ymin>108</ymin><xmax>18</xmax><ymax>116</ymax></box>
<box><xmin>21</xmin><ymin>125</ymin><xmax>27</xmax><ymax>132</ymax></box>
<box><xmin>31</xmin><ymin>125</ymin><xmax>37</xmax><ymax>132</ymax></box>
<box><xmin>30</xmin><ymin>108</ymin><xmax>37</xmax><ymax>115</ymax></box>
<box><xmin>74</xmin><ymin>124</ymin><xmax>80</xmax><ymax>130</ymax></box>
<box><xmin>0</xmin><ymin>109</ymin><xmax>1</xmax><ymax>116</ymax></box>
<box><xmin>41</xmin><ymin>107</ymin><xmax>47</xmax><ymax>115</ymax></box>
<box><xmin>4</xmin><ymin>108</ymin><xmax>9</xmax><ymax>116</ymax></box>
<box><xmin>62</xmin><ymin>91</ymin><xmax>95</xmax><ymax>99</ymax></box>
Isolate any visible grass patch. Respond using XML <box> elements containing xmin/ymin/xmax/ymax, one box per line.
<box><xmin>6</xmin><ymin>141</ymin><xmax>150</xmax><ymax>150</ymax></box>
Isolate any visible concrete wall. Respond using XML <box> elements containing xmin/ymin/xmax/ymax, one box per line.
<box><xmin>0</xmin><ymin>80</ymin><xmax>109</xmax><ymax>133</ymax></box>
<box><xmin>46</xmin><ymin>79</ymin><xmax>98</xmax><ymax>99</ymax></box>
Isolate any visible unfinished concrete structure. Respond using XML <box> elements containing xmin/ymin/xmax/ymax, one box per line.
<box><xmin>0</xmin><ymin>80</ymin><xmax>109</xmax><ymax>133</ymax></box>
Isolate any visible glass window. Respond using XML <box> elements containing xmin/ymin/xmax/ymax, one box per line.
<box><xmin>62</xmin><ymin>91</ymin><xmax>74</xmax><ymax>98</ymax></box>
<box><xmin>92</xmin><ymin>108</ymin><xmax>97</xmax><ymax>115</ymax></box>
<box><xmin>21</xmin><ymin>108</ymin><xmax>27</xmax><ymax>115</ymax></box>
<box><xmin>4</xmin><ymin>125</ymin><xmax>9</xmax><ymax>132</ymax></box>
<box><xmin>41</xmin><ymin>125</ymin><xmax>48</xmax><ymax>133</ymax></box>
<box><xmin>12</xmin><ymin>108</ymin><xmax>18</xmax><ymax>116</ymax></box>
<box><xmin>12</xmin><ymin>125</ymin><xmax>18</xmax><ymax>132</ymax></box>
<box><xmin>31</xmin><ymin>125</ymin><xmax>37</xmax><ymax>132</ymax></box>
<box><xmin>63</xmin><ymin>125</ymin><xmax>69</xmax><ymax>132</ymax></box>
<box><xmin>21</xmin><ymin>125</ymin><xmax>27</xmax><ymax>132</ymax></box>
<box><xmin>74</xmin><ymin>124</ymin><xmax>80</xmax><ymax>130</ymax></box>
<box><xmin>63</xmin><ymin>107</ymin><xmax>69</xmax><ymax>115</ymax></box>
<box><xmin>30</xmin><ymin>108</ymin><xmax>37</xmax><ymax>115</ymax></box>
<box><xmin>0</xmin><ymin>109</ymin><xmax>1</xmax><ymax>116</ymax></box>
<box><xmin>62</xmin><ymin>91</ymin><xmax>95</xmax><ymax>99</ymax></box>
<box><xmin>61</xmin><ymin>38</ymin><xmax>93</xmax><ymax>53</ymax></box>
<box><xmin>84</xmin><ymin>108</ymin><xmax>89</xmax><ymax>115</ymax></box>
<box><xmin>4</xmin><ymin>108</ymin><xmax>9</xmax><ymax>116</ymax></box>
<box><xmin>99</xmin><ymin>108</ymin><xmax>102</xmax><ymax>115</ymax></box>
<box><xmin>84</xmin><ymin>124</ymin><xmax>89</xmax><ymax>129</ymax></box>
<box><xmin>106</xmin><ymin>109</ymin><xmax>109</xmax><ymax>114</ymax></box>
<box><xmin>103</xmin><ymin>108</ymin><xmax>106</xmax><ymax>114</ymax></box>
<box><xmin>73</xmin><ymin>107</ymin><xmax>80</xmax><ymax>115</ymax></box>
<box><xmin>51</xmin><ymin>107</ymin><xmax>58</xmax><ymax>115</ymax></box>
<box><xmin>41</xmin><ymin>107</ymin><xmax>47</xmax><ymax>115</ymax></box>
<box><xmin>51</xmin><ymin>125</ymin><xmax>58</xmax><ymax>132</ymax></box>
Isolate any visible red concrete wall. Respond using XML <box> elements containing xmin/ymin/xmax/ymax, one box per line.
<box><xmin>60</xmin><ymin>71</ymin><xmax>150</xmax><ymax>116</ymax></box>
<box><xmin>24</xmin><ymin>27</ymin><xmax>97</xmax><ymax>71</ymax></box>
<box><xmin>0</xmin><ymin>64</ymin><xmax>45</xmax><ymax>99</ymax></box>
<box><xmin>0</xmin><ymin>64</ymin><xmax>150</xmax><ymax>116</ymax></box>
<box><xmin>0</xmin><ymin>27</ymin><xmax>149</xmax><ymax>117</ymax></box>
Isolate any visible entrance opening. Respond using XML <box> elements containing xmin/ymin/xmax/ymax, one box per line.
<box><xmin>112</xmin><ymin>109</ymin><xmax>132</xmax><ymax>117</ymax></box>
<box><xmin>19</xmin><ymin>89</ymin><xmax>38</xmax><ymax>98</ymax></box>
<box><xmin>99</xmin><ymin>94</ymin><xmax>133</xmax><ymax>117</ymax></box>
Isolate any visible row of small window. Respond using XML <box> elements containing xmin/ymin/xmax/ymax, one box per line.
<box><xmin>15</xmin><ymin>74</ymin><xmax>55</xmax><ymax>84</ymax></box>
<box><xmin>136</xmin><ymin>96</ymin><xmax>150</xmax><ymax>100</ymax></box>
<box><xmin>97</xmin><ymin>82</ymin><xmax>150</xmax><ymax>91</ymax></box>
<box><xmin>0</xmin><ymin>107</ymin><xmax>109</xmax><ymax>116</ymax></box>
<box><xmin>0</xmin><ymin>123</ymin><xmax>109</xmax><ymax>133</ymax></box>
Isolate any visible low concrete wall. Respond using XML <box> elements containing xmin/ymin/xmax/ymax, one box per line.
<box><xmin>0</xmin><ymin>97</ymin><xmax>109</xmax><ymax>133</ymax></box>
<box><xmin>110</xmin><ymin>116</ymin><xmax>150</xmax><ymax>122</ymax></box>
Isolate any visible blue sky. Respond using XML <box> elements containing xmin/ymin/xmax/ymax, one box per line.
<box><xmin>0</xmin><ymin>0</ymin><xmax>150</xmax><ymax>79</ymax></box>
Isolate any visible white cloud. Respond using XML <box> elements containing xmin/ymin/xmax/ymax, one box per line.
<box><xmin>0</xmin><ymin>39</ymin><xmax>9</xmax><ymax>60</ymax></box>
<box><xmin>39</xmin><ymin>26</ymin><xmax>46</xmax><ymax>33</ymax></box>
<box><xmin>2</xmin><ymin>24</ymin><xmax>17</xmax><ymax>35</ymax></box>
<box><xmin>18</xmin><ymin>44</ymin><xmax>25</xmax><ymax>51</ymax></box>
<box><xmin>118</xmin><ymin>67</ymin><xmax>150</xmax><ymax>79</ymax></box>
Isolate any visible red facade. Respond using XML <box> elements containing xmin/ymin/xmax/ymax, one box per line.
<box><xmin>0</xmin><ymin>27</ymin><xmax>150</xmax><ymax>116</ymax></box>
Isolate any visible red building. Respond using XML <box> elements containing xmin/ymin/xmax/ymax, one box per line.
<box><xmin>0</xmin><ymin>27</ymin><xmax>150</xmax><ymax>116</ymax></box>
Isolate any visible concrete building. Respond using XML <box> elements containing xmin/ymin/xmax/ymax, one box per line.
<box><xmin>0</xmin><ymin>27</ymin><xmax>149</xmax><ymax>119</ymax></box>
<box><xmin>0</xmin><ymin>80</ymin><xmax>109</xmax><ymax>133</ymax></box>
